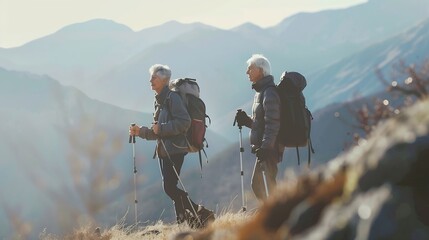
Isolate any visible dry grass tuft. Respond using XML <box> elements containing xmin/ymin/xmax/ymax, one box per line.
<box><xmin>40</xmin><ymin>225</ymin><xmax>111</xmax><ymax>240</ymax></box>
<box><xmin>40</xmin><ymin>211</ymin><xmax>254</xmax><ymax>240</ymax></box>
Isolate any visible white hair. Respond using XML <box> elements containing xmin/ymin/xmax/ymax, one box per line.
<box><xmin>149</xmin><ymin>64</ymin><xmax>172</xmax><ymax>80</ymax></box>
<box><xmin>246</xmin><ymin>54</ymin><xmax>271</xmax><ymax>76</ymax></box>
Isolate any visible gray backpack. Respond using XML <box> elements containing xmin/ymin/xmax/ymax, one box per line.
<box><xmin>169</xmin><ymin>78</ymin><xmax>210</xmax><ymax>170</ymax></box>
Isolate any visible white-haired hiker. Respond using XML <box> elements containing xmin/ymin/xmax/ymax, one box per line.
<box><xmin>235</xmin><ymin>54</ymin><xmax>282</xmax><ymax>201</ymax></box>
<box><xmin>129</xmin><ymin>64</ymin><xmax>214</xmax><ymax>227</ymax></box>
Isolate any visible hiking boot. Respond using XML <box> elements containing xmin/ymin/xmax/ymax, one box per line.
<box><xmin>183</xmin><ymin>206</ymin><xmax>215</xmax><ymax>229</ymax></box>
<box><xmin>176</xmin><ymin>212</ymin><xmax>186</xmax><ymax>225</ymax></box>
<box><xmin>196</xmin><ymin>205</ymin><xmax>215</xmax><ymax>227</ymax></box>
<box><xmin>174</xmin><ymin>200</ymin><xmax>188</xmax><ymax>225</ymax></box>
<box><xmin>184</xmin><ymin>209</ymin><xmax>200</xmax><ymax>228</ymax></box>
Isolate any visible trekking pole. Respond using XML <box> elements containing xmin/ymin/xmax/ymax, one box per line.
<box><xmin>159</xmin><ymin>139</ymin><xmax>203</xmax><ymax>227</ymax></box>
<box><xmin>233</xmin><ymin>109</ymin><xmax>246</xmax><ymax>212</ymax></box>
<box><xmin>260</xmin><ymin>161</ymin><xmax>269</xmax><ymax>198</ymax></box>
<box><xmin>128</xmin><ymin>123</ymin><xmax>138</xmax><ymax>225</ymax></box>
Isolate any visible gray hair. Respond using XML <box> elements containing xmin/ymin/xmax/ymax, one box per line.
<box><xmin>149</xmin><ymin>64</ymin><xmax>172</xmax><ymax>80</ymax></box>
<box><xmin>246</xmin><ymin>54</ymin><xmax>271</xmax><ymax>76</ymax></box>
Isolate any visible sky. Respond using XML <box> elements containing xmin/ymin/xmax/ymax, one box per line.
<box><xmin>0</xmin><ymin>0</ymin><xmax>367</xmax><ymax>48</ymax></box>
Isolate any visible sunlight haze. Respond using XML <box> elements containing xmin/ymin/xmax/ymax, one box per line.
<box><xmin>0</xmin><ymin>0</ymin><xmax>367</xmax><ymax>48</ymax></box>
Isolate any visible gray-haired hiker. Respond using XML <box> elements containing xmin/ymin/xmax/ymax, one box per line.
<box><xmin>234</xmin><ymin>54</ymin><xmax>282</xmax><ymax>201</ymax></box>
<box><xmin>129</xmin><ymin>64</ymin><xmax>214</xmax><ymax>227</ymax></box>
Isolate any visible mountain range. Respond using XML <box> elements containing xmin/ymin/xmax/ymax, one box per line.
<box><xmin>0</xmin><ymin>1</ymin><xmax>428</xmax><ymax>137</ymax></box>
<box><xmin>1</xmin><ymin>0</ymin><xmax>429</xmax><ymax>237</ymax></box>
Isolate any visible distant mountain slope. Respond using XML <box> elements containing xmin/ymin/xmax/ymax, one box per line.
<box><xmin>90</xmin><ymin>27</ymin><xmax>261</xmax><ymax>117</ymax></box>
<box><xmin>0</xmin><ymin>19</ymin><xmax>135</xmax><ymax>86</ymax></box>
<box><xmin>0</xmin><ymin>19</ymin><xmax>213</xmax><ymax>87</ymax></box>
<box><xmin>259</xmin><ymin>0</ymin><xmax>429</xmax><ymax>71</ymax></box>
<box><xmin>307</xmin><ymin>17</ymin><xmax>429</xmax><ymax>110</ymax></box>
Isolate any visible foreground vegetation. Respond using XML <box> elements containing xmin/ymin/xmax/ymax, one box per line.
<box><xmin>39</xmin><ymin>211</ymin><xmax>253</xmax><ymax>240</ymax></box>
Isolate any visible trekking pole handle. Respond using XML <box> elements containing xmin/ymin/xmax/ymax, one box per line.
<box><xmin>233</xmin><ymin>109</ymin><xmax>243</xmax><ymax>126</ymax></box>
<box><xmin>129</xmin><ymin>123</ymin><xmax>136</xmax><ymax>143</ymax></box>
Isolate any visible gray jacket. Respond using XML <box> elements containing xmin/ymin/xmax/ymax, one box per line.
<box><xmin>250</xmin><ymin>75</ymin><xmax>281</xmax><ymax>150</ymax></box>
<box><xmin>139</xmin><ymin>86</ymin><xmax>191</xmax><ymax>158</ymax></box>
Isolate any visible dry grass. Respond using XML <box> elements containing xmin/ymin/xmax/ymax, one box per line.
<box><xmin>39</xmin><ymin>211</ymin><xmax>254</xmax><ymax>240</ymax></box>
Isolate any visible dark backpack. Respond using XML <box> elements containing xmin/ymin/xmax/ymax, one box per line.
<box><xmin>168</xmin><ymin>78</ymin><xmax>210</xmax><ymax>170</ymax></box>
<box><xmin>276</xmin><ymin>71</ymin><xmax>315</xmax><ymax>166</ymax></box>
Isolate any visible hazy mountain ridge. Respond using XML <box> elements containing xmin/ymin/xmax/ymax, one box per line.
<box><xmin>266</xmin><ymin>0</ymin><xmax>429</xmax><ymax>71</ymax></box>
<box><xmin>0</xmin><ymin>19</ymin><xmax>212</xmax><ymax>87</ymax></box>
<box><xmin>91</xmin><ymin>26</ymin><xmax>263</xmax><ymax>116</ymax></box>
<box><xmin>270</xmin><ymin>0</ymin><xmax>429</xmax><ymax>45</ymax></box>
<box><xmin>1</xmin><ymin>0</ymin><xmax>428</xmax><ymax>118</ymax></box>
<box><xmin>308</xmin><ymin>17</ymin><xmax>429</xmax><ymax>110</ymax></box>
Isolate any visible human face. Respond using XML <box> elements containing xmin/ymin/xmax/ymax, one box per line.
<box><xmin>246</xmin><ymin>64</ymin><xmax>264</xmax><ymax>83</ymax></box>
<box><xmin>150</xmin><ymin>74</ymin><xmax>167</xmax><ymax>94</ymax></box>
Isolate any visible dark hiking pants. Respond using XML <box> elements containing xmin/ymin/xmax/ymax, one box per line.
<box><xmin>251</xmin><ymin>154</ymin><xmax>279</xmax><ymax>201</ymax></box>
<box><xmin>159</xmin><ymin>153</ymin><xmax>199</xmax><ymax>220</ymax></box>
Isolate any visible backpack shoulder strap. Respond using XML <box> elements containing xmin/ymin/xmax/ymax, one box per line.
<box><xmin>163</xmin><ymin>90</ymin><xmax>171</xmax><ymax>112</ymax></box>
<box><xmin>307</xmin><ymin>108</ymin><xmax>315</xmax><ymax>166</ymax></box>
<box><xmin>163</xmin><ymin>90</ymin><xmax>177</xmax><ymax>120</ymax></box>
<box><xmin>163</xmin><ymin>90</ymin><xmax>173</xmax><ymax>106</ymax></box>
